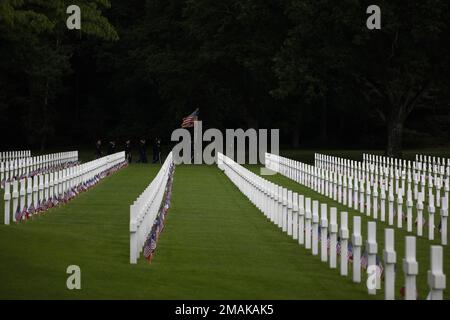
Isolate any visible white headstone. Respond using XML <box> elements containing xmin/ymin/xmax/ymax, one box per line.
<box><xmin>12</xmin><ymin>180</ymin><xmax>19</xmax><ymax>223</ymax></box>
<box><xmin>406</xmin><ymin>188</ymin><xmax>413</xmax><ymax>232</ymax></box>
<box><xmin>312</xmin><ymin>200</ymin><xmax>319</xmax><ymax>256</ymax></box>
<box><xmin>367</xmin><ymin>221</ymin><xmax>378</xmax><ymax>295</ymax></box>
<box><xmin>298</xmin><ymin>194</ymin><xmax>305</xmax><ymax>245</ymax></box>
<box><xmin>428</xmin><ymin>194</ymin><xmax>435</xmax><ymax>241</ymax></box>
<box><xmin>329</xmin><ymin>207</ymin><xmax>338</xmax><ymax>269</ymax></box>
<box><xmin>340</xmin><ymin>212</ymin><xmax>349</xmax><ymax>276</ymax></box>
<box><xmin>287</xmin><ymin>190</ymin><xmax>293</xmax><ymax>236</ymax></box>
<box><xmin>352</xmin><ymin>216</ymin><xmax>362</xmax><ymax>283</ymax></box>
<box><xmin>305</xmin><ymin>198</ymin><xmax>312</xmax><ymax>250</ymax></box>
<box><xmin>440</xmin><ymin>197</ymin><xmax>448</xmax><ymax>246</ymax></box>
<box><xmin>320</xmin><ymin>203</ymin><xmax>328</xmax><ymax>262</ymax></box>
<box><xmin>427</xmin><ymin>246</ymin><xmax>446</xmax><ymax>300</ymax></box>
<box><xmin>403</xmin><ymin>236</ymin><xmax>418</xmax><ymax>300</ymax></box>
<box><xmin>4</xmin><ymin>182</ymin><xmax>11</xmax><ymax>225</ymax></box>
<box><xmin>383</xmin><ymin>228</ymin><xmax>396</xmax><ymax>300</ymax></box>
<box><xmin>397</xmin><ymin>192</ymin><xmax>403</xmax><ymax>229</ymax></box>
<box><xmin>388</xmin><ymin>183</ymin><xmax>394</xmax><ymax>226</ymax></box>
<box><xmin>292</xmin><ymin>192</ymin><xmax>299</xmax><ymax>240</ymax></box>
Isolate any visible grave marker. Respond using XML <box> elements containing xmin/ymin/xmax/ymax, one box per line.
<box><xmin>427</xmin><ymin>246</ymin><xmax>446</xmax><ymax>300</ymax></box>
<box><xmin>305</xmin><ymin>198</ymin><xmax>312</xmax><ymax>250</ymax></box>
<box><xmin>352</xmin><ymin>216</ymin><xmax>362</xmax><ymax>283</ymax></box>
<box><xmin>340</xmin><ymin>212</ymin><xmax>349</xmax><ymax>276</ymax></box>
<box><xmin>367</xmin><ymin>221</ymin><xmax>378</xmax><ymax>295</ymax></box>
<box><xmin>329</xmin><ymin>207</ymin><xmax>338</xmax><ymax>269</ymax></box>
<box><xmin>403</xmin><ymin>236</ymin><xmax>418</xmax><ymax>300</ymax></box>
<box><xmin>312</xmin><ymin>200</ymin><xmax>319</xmax><ymax>256</ymax></box>
<box><xmin>383</xmin><ymin>228</ymin><xmax>396</xmax><ymax>300</ymax></box>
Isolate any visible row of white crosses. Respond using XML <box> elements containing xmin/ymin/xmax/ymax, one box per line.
<box><xmin>363</xmin><ymin>153</ymin><xmax>449</xmax><ymax>242</ymax></box>
<box><xmin>1</xmin><ymin>151</ymin><xmax>78</xmax><ymax>185</ymax></box>
<box><xmin>271</xmin><ymin>153</ymin><xmax>448</xmax><ymax>246</ymax></box>
<box><xmin>130</xmin><ymin>152</ymin><xmax>173</xmax><ymax>264</ymax></box>
<box><xmin>317</xmin><ymin>153</ymin><xmax>449</xmax><ymax>209</ymax></box>
<box><xmin>361</xmin><ymin>153</ymin><xmax>449</xmax><ymax>207</ymax></box>
<box><xmin>415</xmin><ymin>154</ymin><xmax>450</xmax><ymax>172</ymax></box>
<box><xmin>363</xmin><ymin>153</ymin><xmax>450</xmax><ymax>177</ymax></box>
<box><xmin>3</xmin><ymin>152</ymin><xmax>125</xmax><ymax>225</ymax></box>
<box><xmin>220</xmin><ymin>153</ymin><xmax>446</xmax><ymax>299</ymax></box>
<box><xmin>0</xmin><ymin>151</ymin><xmax>31</xmax><ymax>161</ymax></box>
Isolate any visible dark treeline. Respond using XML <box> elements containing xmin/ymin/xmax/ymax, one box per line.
<box><xmin>0</xmin><ymin>0</ymin><xmax>449</xmax><ymax>156</ymax></box>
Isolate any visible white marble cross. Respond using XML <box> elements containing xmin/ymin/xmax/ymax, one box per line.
<box><xmin>312</xmin><ymin>200</ymin><xmax>319</xmax><ymax>256</ymax></box>
<box><xmin>340</xmin><ymin>212</ymin><xmax>349</xmax><ymax>276</ymax></box>
<box><xmin>320</xmin><ymin>203</ymin><xmax>328</xmax><ymax>262</ymax></box>
<box><xmin>305</xmin><ymin>197</ymin><xmax>312</xmax><ymax>249</ymax></box>
<box><xmin>427</xmin><ymin>246</ymin><xmax>446</xmax><ymax>300</ymax></box>
<box><xmin>403</xmin><ymin>236</ymin><xmax>418</xmax><ymax>300</ymax></box>
<box><xmin>329</xmin><ymin>207</ymin><xmax>338</xmax><ymax>269</ymax></box>
<box><xmin>352</xmin><ymin>216</ymin><xmax>362</xmax><ymax>283</ymax></box>
<box><xmin>383</xmin><ymin>228</ymin><xmax>396</xmax><ymax>300</ymax></box>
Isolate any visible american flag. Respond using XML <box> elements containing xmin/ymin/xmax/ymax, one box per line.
<box><xmin>15</xmin><ymin>206</ymin><xmax>23</xmax><ymax>221</ymax></box>
<box><xmin>360</xmin><ymin>252</ymin><xmax>368</xmax><ymax>270</ymax></box>
<box><xmin>415</xmin><ymin>217</ymin><xmax>426</xmax><ymax>227</ymax></box>
<box><xmin>376</xmin><ymin>255</ymin><xmax>384</xmax><ymax>279</ymax></box>
<box><xmin>144</xmin><ymin>233</ymin><xmax>157</xmax><ymax>262</ymax></box>
<box><xmin>143</xmin><ymin>239</ymin><xmax>153</xmax><ymax>260</ymax></box>
<box><xmin>181</xmin><ymin>108</ymin><xmax>199</xmax><ymax>128</ymax></box>
<box><xmin>27</xmin><ymin>204</ymin><xmax>35</xmax><ymax>219</ymax></box>
<box><xmin>347</xmin><ymin>242</ymin><xmax>354</xmax><ymax>262</ymax></box>
<box><xmin>336</xmin><ymin>240</ymin><xmax>341</xmax><ymax>256</ymax></box>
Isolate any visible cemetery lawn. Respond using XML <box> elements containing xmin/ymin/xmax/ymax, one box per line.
<box><xmin>250</xmin><ymin>166</ymin><xmax>450</xmax><ymax>300</ymax></box>
<box><xmin>0</xmin><ymin>164</ymin><xmax>375</xmax><ymax>299</ymax></box>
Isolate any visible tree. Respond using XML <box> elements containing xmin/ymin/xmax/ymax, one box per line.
<box><xmin>273</xmin><ymin>0</ymin><xmax>450</xmax><ymax>155</ymax></box>
<box><xmin>0</xmin><ymin>0</ymin><xmax>117</xmax><ymax>149</ymax></box>
<box><xmin>354</xmin><ymin>0</ymin><xmax>450</xmax><ymax>156</ymax></box>
<box><xmin>272</xmin><ymin>0</ymin><xmax>359</xmax><ymax>146</ymax></box>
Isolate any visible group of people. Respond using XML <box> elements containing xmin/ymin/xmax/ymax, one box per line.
<box><xmin>95</xmin><ymin>138</ymin><xmax>162</xmax><ymax>164</ymax></box>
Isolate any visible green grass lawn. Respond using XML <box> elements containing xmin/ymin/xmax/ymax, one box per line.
<box><xmin>248</xmin><ymin>166</ymin><xmax>449</xmax><ymax>300</ymax></box>
<box><xmin>0</xmin><ymin>164</ymin><xmax>376</xmax><ymax>299</ymax></box>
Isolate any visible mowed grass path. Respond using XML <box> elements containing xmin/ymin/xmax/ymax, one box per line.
<box><xmin>0</xmin><ymin>165</ymin><xmax>159</xmax><ymax>299</ymax></box>
<box><xmin>1</xmin><ymin>164</ymin><xmax>373</xmax><ymax>299</ymax></box>
<box><xmin>249</xmin><ymin>166</ymin><xmax>450</xmax><ymax>300</ymax></box>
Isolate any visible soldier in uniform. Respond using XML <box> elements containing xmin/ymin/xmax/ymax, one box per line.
<box><xmin>138</xmin><ymin>139</ymin><xmax>148</xmax><ymax>163</ymax></box>
<box><xmin>108</xmin><ymin>141</ymin><xmax>116</xmax><ymax>155</ymax></box>
<box><xmin>95</xmin><ymin>140</ymin><xmax>102</xmax><ymax>159</ymax></box>
<box><xmin>125</xmin><ymin>140</ymin><xmax>132</xmax><ymax>163</ymax></box>
<box><xmin>152</xmin><ymin>137</ymin><xmax>162</xmax><ymax>164</ymax></box>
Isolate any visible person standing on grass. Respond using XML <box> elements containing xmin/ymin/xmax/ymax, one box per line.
<box><xmin>95</xmin><ymin>140</ymin><xmax>103</xmax><ymax>159</ymax></box>
<box><xmin>108</xmin><ymin>141</ymin><xmax>116</xmax><ymax>155</ymax></box>
<box><xmin>152</xmin><ymin>137</ymin><xmax>161</xmax><ymax>164</ymax></box>
<box><xmin>125</xmin><ymin>140</ymin><xmax>132</xmax><ymax>163</ymax></box>
<box><xmin>138</xmin><ymin>139</ymin><xmax>148</xmax><ymax>163</ymax></box>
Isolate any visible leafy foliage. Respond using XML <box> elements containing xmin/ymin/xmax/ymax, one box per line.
<box><xmin>0</xmin><ymin>0</ymin><xmax>449</xmax><ymax>153</ymax></box>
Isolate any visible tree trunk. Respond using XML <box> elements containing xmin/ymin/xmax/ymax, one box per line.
<box><xmin>386</xmin><ymin>119</ymin><xmax>403</xmax><ymax>157</ymax></box>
